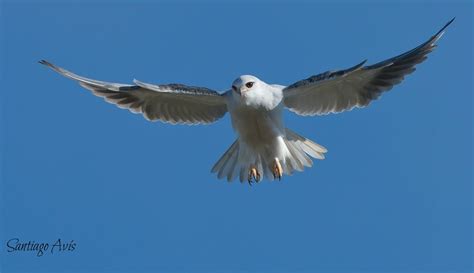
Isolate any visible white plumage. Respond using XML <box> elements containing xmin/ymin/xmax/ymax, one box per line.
<box><xmin>40</xmin><ymin>19</ymin><xmax>453</xmax><ymax>184</ymax></box>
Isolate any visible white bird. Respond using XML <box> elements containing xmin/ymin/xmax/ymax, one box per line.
<box><xmin>40</xmin><ymin>19</ymin><xmax>453</xmax><ymax>184</ymax></box>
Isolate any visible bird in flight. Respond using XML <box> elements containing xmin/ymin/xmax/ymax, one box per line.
<box><xmin>40</xmin><ymin>18</ymin><xmax>453</xmax><ymax>184</ymax></box>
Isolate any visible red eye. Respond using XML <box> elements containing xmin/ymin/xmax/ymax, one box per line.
<box><xmin>245</xmin><ymin>82</ymin><xmax>254</xmax><ymax>88</ymax></box>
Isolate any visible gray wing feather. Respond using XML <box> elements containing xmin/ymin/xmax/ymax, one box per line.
<box><xmin>283</xmin><ymin>18</ymin><xmax>454</xmax><ymax>116</ymax></box>
<box><xmin>40</xmin><ymin>60</ymin><xmax>228</xmax><ymax>125</ymax></box>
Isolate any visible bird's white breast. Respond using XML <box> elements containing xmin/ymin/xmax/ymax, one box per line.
<box><xmin>225</xmin><ymin>84</ymin><xmax>286</xmax><ymax>148</ymax></box>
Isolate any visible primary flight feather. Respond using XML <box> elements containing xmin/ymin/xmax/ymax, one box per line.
<box><xmin>40</xmin><ymin>18</ymin><xmax>454</xmax><ymax>184</ymax></box>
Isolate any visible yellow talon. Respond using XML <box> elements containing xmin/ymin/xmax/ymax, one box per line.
<box><xmin>248</xmin><ymin>166</ymin><xmax>260</xmax><ymax>184</ymax></box>
<box><xmin>272</xmin><ymin>158</ymin><xmax>283</xmax><ymax>180</ymax></box>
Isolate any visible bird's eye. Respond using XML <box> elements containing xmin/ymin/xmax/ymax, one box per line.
<box><xmin>245</xmin><ymin>82</ymin><xmax>254</xmax><ymax>88</ymax></box>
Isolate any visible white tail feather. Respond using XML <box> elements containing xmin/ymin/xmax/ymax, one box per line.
<box><xmin>211</xmin><ymin>129</ymin><xmax>327</xmax><ymax>182</ymax></box>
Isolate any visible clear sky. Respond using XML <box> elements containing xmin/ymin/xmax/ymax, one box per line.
<box><xmin>0</xmin><ymin>1</ymin><xmax>472</xmax><ymax>273</ymax></box>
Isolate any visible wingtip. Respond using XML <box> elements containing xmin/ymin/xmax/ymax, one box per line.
<box><xmin>447</xmin><ymin>17</ymin><xmax>456</xmax><ymax>26</ymax></box>
<box><xmin>441</xmin><ymin>17</ymin><xmax>455</xmax><ymax>32</ymax></box>
<box><xmin>38</xmin><ymin>59</ymin><xmax>56</xmax><ymax>69</ymax></box>
<box><xmin>434</xmin><ymin>17</ymin><xmax>455</xmax><ymax>38</ymax></box>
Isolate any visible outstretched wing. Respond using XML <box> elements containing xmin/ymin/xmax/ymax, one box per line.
<box><xmin>283</xmin><ymin>18</ymin><xmax>454</xmax><ymax>116</ymax></box>
<box><xmin>40</xmin><ymin>60</ymin><xmax>228</xmax><ymax>125</ymax></box>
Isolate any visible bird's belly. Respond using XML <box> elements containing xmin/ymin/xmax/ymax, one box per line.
<box><xmin>231</xmin><ymin>108</ymin><xmax>283</xmax><ymax>148</ymax></box>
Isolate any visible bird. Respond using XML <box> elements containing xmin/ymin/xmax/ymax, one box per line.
<box><xmin>40</xmin><ymin>18</ymin><xmax>454</xmax><ymax>185</ymax></box>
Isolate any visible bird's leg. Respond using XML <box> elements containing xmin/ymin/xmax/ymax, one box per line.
<box><xmin>248</xmin><ymin>166</ymin><xmax>260</xmax><ymax>185</ymax></box>
<box><xmin>272</xmin><ymin>158</ymin><xmax>283</xmax><ymax>180</ymax></box>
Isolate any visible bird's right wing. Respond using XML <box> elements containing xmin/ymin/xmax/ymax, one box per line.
<box><xmin>283</xmin><ymin>18</ymin><xmax>454</xmax><ymax>116</ymax></box>
<box><xmin>40</xmin><ymin>60</ymin><xmax>228</xmax><ymax>125</ymax></box>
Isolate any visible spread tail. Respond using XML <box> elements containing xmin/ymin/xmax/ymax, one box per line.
<box><xmin>211</xmin><ymin>129</ymin><xmax>327</xmax><ymax>182</ymax></box>
<box><xmin>282</xmin><ymin>128</ymin><xmax>327</xmax><ymax>175</ymax></box>
<box><xmin>211</xmin><ymin>140</ymin><xmax>241</xmax><ymax>182</ymax></box>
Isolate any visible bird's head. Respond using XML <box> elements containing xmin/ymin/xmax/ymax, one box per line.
<box><xmin>231</xmin><ymin>75</ymin><xmax>262</xmax><ymax>97</ymax></box>
<box><xmin>230</xmin><ymin>75</ymin><xmax>280</xmax><ymax>109</ymax></box>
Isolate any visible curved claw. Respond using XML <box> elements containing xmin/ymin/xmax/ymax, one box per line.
<box><xmin>248</xmin><ymin>167</ymin><xmax>260</xmax><ymax>185</ymax></box>
<box><xmin>272</xmin><ymin>158</ymin><xmax>283</xmax><ymax>181</ymax></box>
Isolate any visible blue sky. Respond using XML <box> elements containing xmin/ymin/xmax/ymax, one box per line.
<box><xmin>1</xmin><ymin>1</ymin><xmax>472</xmax><ymax>273</ymax></box>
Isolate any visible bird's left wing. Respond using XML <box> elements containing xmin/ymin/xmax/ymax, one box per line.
<box><xmin>283</xmin><ymin>18</ymin><xmax>454</xmax><ymax>116</ymax></box>
<box><xmin>40</xmin><ymin>60</ymin><xmax>228</xmax><ymax>125</ymax></box>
